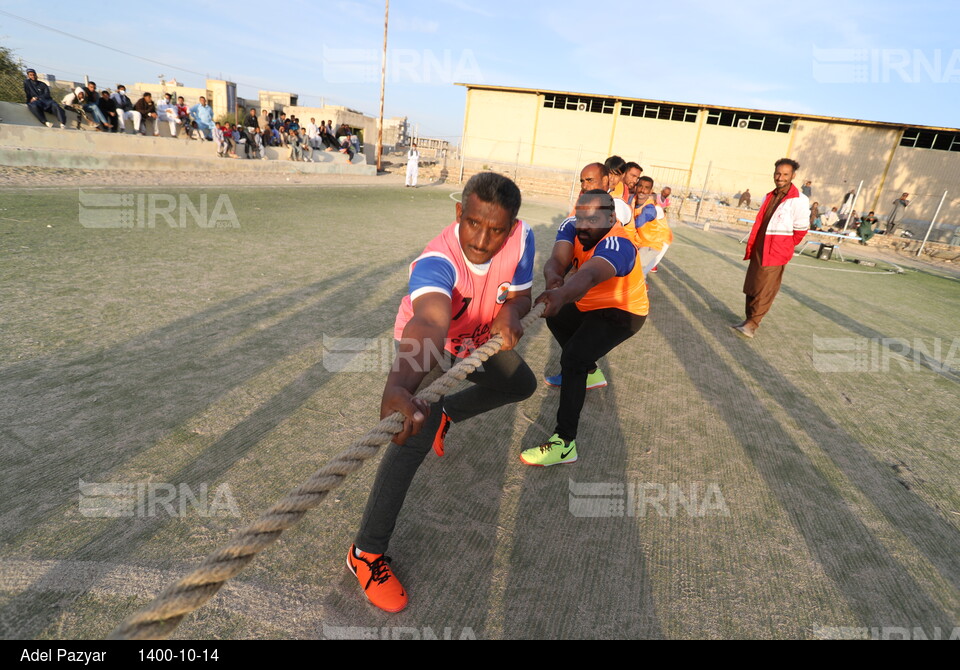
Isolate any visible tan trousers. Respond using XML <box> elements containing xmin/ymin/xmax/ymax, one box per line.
<box><xmin>743</xmin><ymin>253</ymin><xmax>786</xmax><ymax>330</ymax></box>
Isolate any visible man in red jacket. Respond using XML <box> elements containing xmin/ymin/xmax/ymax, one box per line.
<box><xmin>732</xmin><ymin>158</ymin><xmax>809</xmax><ymax>339</ymax></box>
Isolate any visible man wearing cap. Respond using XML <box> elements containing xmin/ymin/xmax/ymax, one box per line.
<box><xmin>24</xmin><ymin>69</ymin><xmax>67</xmax><ymax>128</ymax></box>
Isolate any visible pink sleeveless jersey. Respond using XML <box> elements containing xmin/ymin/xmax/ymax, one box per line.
<box><xmin>394</xmin><ymin>221</ymin><xmax>529</xmax><ymax>358</ymax></box>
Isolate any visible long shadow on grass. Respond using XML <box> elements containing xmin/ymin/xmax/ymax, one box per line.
<box><xmin>657</xmin><ymin>261</ymin><xmax>958</xmax><ymax>629</ymax></box>
<box><xmin>677</xmin><ymin>230</ymin><xmax>960</xmax><ymax>384</ymax></box>
<box><xmin>499</xmin><ymin>331</ymin><xmax>663</xmax><ymax>638</ymax></box>
<box><xmin>314</xmin><ymin>329</ymin><xmax>550</xmax><ymax>639</ymax></box>
<box><xmin>0</xmin><ymin>260</ymin><xmax>408</xmax><ymax>638</ymax></box>
<box><xmin>0</xmin><ymin>258</ymin><xmax>411</xmax><ymax>521</ymax></box>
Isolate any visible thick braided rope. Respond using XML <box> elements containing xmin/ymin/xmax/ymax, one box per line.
<box><xmin>108</xmin><ymin>302</ymin><xmax>545</xmax><ymax>640</ymax></box>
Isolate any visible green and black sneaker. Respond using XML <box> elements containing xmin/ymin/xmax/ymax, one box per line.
<box><xmin>520</xmin><ymin>434</ymin><xmax>578</xmax><ymax>467</ymax></box>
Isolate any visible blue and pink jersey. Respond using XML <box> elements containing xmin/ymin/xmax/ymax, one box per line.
<box><xmin>394</xmin><ymin>221</ymin><xmax>535</xmax><ymax>357</ymax></box>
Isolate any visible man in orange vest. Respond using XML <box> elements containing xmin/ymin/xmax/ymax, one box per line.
<box><xmin>628</xmin><ymin>176</ymin><xmax>674</xmax><ymax>275</ymax></box>
<box><xmin>523</xmin><ymin>190</ymin><xmax>648</xmax><ymax>466</ymax></box>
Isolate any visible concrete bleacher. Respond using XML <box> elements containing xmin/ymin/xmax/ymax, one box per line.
<box><xmin>0</xmin><ymin>101</ymin><xmax>375</xmax><ymax>176</ymax></box>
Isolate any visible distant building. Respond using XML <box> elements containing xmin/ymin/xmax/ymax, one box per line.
<box><xmin>456</xmin><ymin>83</ymin><xmax>960</xmax><ymax>225</ymax></box>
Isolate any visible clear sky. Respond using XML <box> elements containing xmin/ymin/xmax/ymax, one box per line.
<box><xmin>3</xmin><ymin>1</ymin><xmax>957</xmax><ymax>141</ymax></box>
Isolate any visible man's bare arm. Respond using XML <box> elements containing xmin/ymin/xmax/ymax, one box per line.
<box><xmin>543</xmin><ymin>240</ymin><xmax>574</xmax><ymax>290</ymax></box>
<box><xmin>535</xmin><ymin>257</ymin><xmax>616</xmax><ymax>318</ymax></box>
<box><xmin>382</xmin><ymin>292</ymin><xmax>450</xmax><ymax>444</ymax></box>
<box><xmin>490</xmin><ymin>288</ymin><xmax>532</xmax><ymax>351</ymax></box>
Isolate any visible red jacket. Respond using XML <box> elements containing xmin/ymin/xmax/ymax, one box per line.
<box><xmin>744</xmin><ymin>184</ymin><xmax>809</xmax><ymax>266</ymax></box>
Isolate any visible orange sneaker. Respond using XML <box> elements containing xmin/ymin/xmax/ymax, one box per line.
<box><xmin>432</xmin><ymin>411</ymin><xmax>452</xmax><ymax>457</ymax></box>
<box><xmin>346</xmin><ymin>544</ymin><xmax>408</xmax><ymax>613</ymax></box>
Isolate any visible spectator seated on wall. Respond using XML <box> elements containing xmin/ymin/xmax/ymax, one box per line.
<box><xmin>189</xmin><ymin>96</ymin><xmax>215</xmax><ymax>140</ymax></box>
<box><xmin>23</xmin><ymin>68</ymin><xmax>67</xmax><ymax>129</ymax></box>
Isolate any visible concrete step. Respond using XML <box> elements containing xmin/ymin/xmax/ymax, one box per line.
<box><xmin>0</xmin><ymin>145</ymin><xmax>375</xmax><ymax>175</ymax></box>
<box><xmin>0</xmin><ymin>104</ymin><xmax>374</xmax><ymax>175</ymax></box>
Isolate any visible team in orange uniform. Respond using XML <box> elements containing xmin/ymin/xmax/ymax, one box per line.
<box><xmin>624</xmin><ymin>175</ymin><xmax>673</xmax><ymax>275</ymax></box>
<box><xmin>520</xmin><ymin>189</ymin><xmax>648</xmax><ymax>466</ymax></box>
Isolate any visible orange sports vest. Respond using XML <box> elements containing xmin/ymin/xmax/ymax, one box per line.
<box><xmin>627</xmin><ymin>196</ymin><xmax>673</xmax><ymax>251</ymax></box>
<box><xmin>572</xmin><ymin>225</ymin><xmax>649</xmax><ymax>316</ymax></box>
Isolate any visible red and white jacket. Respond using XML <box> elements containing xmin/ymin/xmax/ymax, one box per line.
<box><xmin>744</xmin><ymin>184</ymin><xmax>809</xmax><ymax>266</ymax></box>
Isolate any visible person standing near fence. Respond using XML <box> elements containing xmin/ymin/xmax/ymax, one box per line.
<box><xmin>405</xmin><ymin>142</ymin><xmax>420</xmax><ymax>187</ymax></box>
<box><xmin>886</xmin><ymin>193</ymin><xmax>909</xmax><ymax>236</ymax></box>
<box><xmin>732</xmin><ymin>158</ymin><xmax>809</xmax><ymax>339</ymax></box>
<box><xmin>657</xmin><ymin>186</ymin><xmax>672</xmax><ymax>217</ymax></box>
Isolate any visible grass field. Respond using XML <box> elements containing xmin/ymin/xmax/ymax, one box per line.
<box><xmin>1</xmin><ymin>183</ymin><xmax>958</xmax><ymax>639</ymax></box>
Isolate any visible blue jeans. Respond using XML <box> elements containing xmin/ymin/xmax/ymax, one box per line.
<box><xmin>83</xmin><ymin>102</ymin><xmax>108</xmax><ymax>126</ymax></box>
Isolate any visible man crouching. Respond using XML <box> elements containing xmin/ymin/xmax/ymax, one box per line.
<box><xmin>347</xmin><ymin>172</ymin><xmax>537</xmax><ymax>612</ymax></box>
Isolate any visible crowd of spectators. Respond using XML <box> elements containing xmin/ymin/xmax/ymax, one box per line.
<box><xmin>31</xmin><ymin>71</ymin><xmax>216</xmax><ymax>140</ymax></box>
<box><xmin>24</xmin><ymin>68</ymin><xmax>361</xmax><ymax>163</ymax></box>
<box><xmin>223</xmin><ymin>113</ymin><xmax>359</xmax><ymax>162</ymax></box>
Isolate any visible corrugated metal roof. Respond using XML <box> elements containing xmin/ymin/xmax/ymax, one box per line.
<box><xmin>454</xmin><ymin>83</ymin><xmax>960</xmax><ymax>133</ymax></box>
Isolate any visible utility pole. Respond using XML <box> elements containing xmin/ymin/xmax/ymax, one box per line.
<box><xmin>376</xmin><ymin>0</ymin><xmax>389</xmax><ymax>172</ymax></box>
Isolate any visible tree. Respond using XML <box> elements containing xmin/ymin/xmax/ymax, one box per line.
<box><xmin>0</xmin><ymin>45</ymin><xmax>26</xmax><ymax>103</ymax></box>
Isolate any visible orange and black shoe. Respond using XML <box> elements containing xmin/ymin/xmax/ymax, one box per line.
<box><xmin>346</xmin><ymin>544</ymin><xmax>408</xmax><ymax>613</ymax></box>
<box><xmin>432</xmin><ymin>410</ymin><xmax>452</xmax><ymax>457</ymax></box>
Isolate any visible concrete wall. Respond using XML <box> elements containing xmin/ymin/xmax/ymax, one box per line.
<box><xmin>533</xmin><ymin>105</ymin><xmax>615</xmax><ymax>169</ymax></box>
<box><xmin>459</xmin><ymin>87</ymin><xmax>960</xmax><ymax>231</ymax></box>
<box><xmin>791</xmin><ymin>119</ymin><xmax>900</xmax><ymax>216</ymax></box>
<box><xmin>879</xmin><ymin>144</ymin><xmax>960</xmax><ymax>224</ymax></box>
<box><xmin>462</xmin><ymin>89</ymin><xmax>540</xmax><ymax>166</ymax></box>
<box><xmin>206</xmin><ymin>80</ymin><xmax>237</xmax><ymax>120</ymax></box>
<box><xmin>0</xmin><ymin>103</ymin><xmax>375</xmax><ymax>175</ymax></box>
<box><xmin>612</xmin><ymin>112</ymin><xmax>700</xmax><ymax>177</ymax></box>
<box><xmin>260</xmin><ymin>91</ymin><xmax>297</xmax><ymax>112</ymax></box>
<box><xmin>689</xmin><ymin>122</ymin><xmax>793</xmax><ymax>195</ymax></box>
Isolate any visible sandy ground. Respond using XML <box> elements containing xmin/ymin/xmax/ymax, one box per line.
<box><xmin>688</xmin><ymin>218</ymin><xmax>960</xmax><ymax>281</ymax></box>
<box><xmin>3</xmin><ymin>164</ymin><xmax>955</xmax><ymax>278</ymax></box>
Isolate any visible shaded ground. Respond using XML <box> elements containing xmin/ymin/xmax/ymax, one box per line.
<box><xmin>0</xmin><ymin>182</ymin><xmax>957</xmax><ymax>639</ymax></box>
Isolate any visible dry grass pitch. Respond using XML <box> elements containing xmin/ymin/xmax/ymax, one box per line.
<box><xmin>0</xmin><ymin>183</ymin><xmax>958</xmax><ymax>639</ymax></box>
